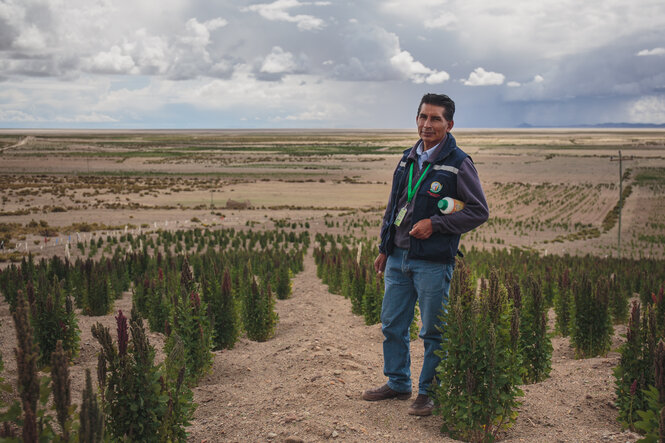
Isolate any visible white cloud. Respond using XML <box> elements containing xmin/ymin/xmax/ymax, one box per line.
<box><xmin>181</xmin><ymin>18</ymin><xmax>214</xmax><ymax>49</ymax></box>
<box><xmin>13</xmin><ymin>24</ymin><xmax>47</xmax><ymax>51</ymax></box>
<box><xmin>533</xmin><ymin>74</ymin><xmax>544</xmax><ymax>83</ymax></box>
<box><xmin>424</xmin><ymin>13</ymin><xmax>458</xmax><ymax>29</ymax></box>
<box><xmin>125</xmin><ymin>29</ymin><xmax>170</xmax><ymax>75</ymax></box>
<box><xmin>507</xmin><ymin>81</ymin><xmax>521</xmax><ymax>87</ymax></box>
<box><xmin>381</xmin><ymin>0</ymin><xmax>449</xmax><ymax>19</ymax></box>
<box><xmin>284</xmin><ymin>109</ymin><xmax>328</xmax><ymax>121</ymax></box>
<box><xmin>390</xmin><ymin>50</ymin><xmax>449</xmax><ymax>84</ymax></box>
<box><xmin>425</xmin><ymin>71</ymin><xmax>450</xmax><ymax>84</ymax></box>
<box><xmin>629</xmin><ymin>95</ymin><xmax>665</xmax><ymax>123</ymax></box>
<box><xmin>54</xmin><ymin>112</ymin><xmax>118</xmax><ymax>123</ymax></box>
<box><xmin>205</xmin><ymin>17</ymin><xmax>229</xmax><ymax>30</ymax></box>
<box><xmin>463</xmin><ymin>67</ymin><xmax>505</xmax><ymax>86</ymax></box>
<box><xmin>261</xmin><ymin>47</ymin><xmax>297</xmax><ymax>74</ymax></box>
<box><xmin>88</xmin><ymin>46</ymin><xmax>136</xmax><ymax>74</ymax></box>
<box><xmin>0</xmin><ymin>110</ymin><xmax>37</xmax><ymax>122</ymax></box>
<box><xmin>637</xmin><ymin>47</ymin><xmax>665</xmax><ymax>56</ymax></box>
<box><xmin>243</xmin><ymin>0</ymin><xmax>325</xmax><ymax>31</ymax></box>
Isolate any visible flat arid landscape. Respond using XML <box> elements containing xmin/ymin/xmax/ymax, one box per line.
<box><xmin>1</xmin><ymin>129</ymin><xmax>665</xmax><ymax>442</ymax></box>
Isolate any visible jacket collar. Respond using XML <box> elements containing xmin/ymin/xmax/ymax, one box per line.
<box><xmin>406</xmin><ymin>133</ymin><xmax>456</xmax><ymax>164</ymax></box>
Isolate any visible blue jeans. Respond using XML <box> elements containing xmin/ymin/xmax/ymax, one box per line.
<box><xmin>382</xmin><ymin>247</ymin><xmax>454</xmax><ymax>395</ymax></box>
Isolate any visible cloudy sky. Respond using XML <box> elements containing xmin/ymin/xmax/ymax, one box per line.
<box><xmin>1</xmin><ymin>0</ymin><xmax>665</xmax><ymax>129</ymax></box>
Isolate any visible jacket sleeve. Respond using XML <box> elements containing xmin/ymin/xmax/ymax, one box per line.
<box><xmin>378</xmin><ymin>158</ymin><xmax>403</xmax><ymax>254</ymax></box>
<box><xmin>430</xmin><ymin>157</ymin><xmax>489</xmax><ymax>234</ymax></box>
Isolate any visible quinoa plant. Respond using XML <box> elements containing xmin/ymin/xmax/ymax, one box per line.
<box><xmin>362</xmin><ymin>273</ymin><xmax>383</xmax><ymax>326</ymax></box>
<box><xmin>634</xmin><ymin>340</ymin><xmax>665</xmax><ymax>439</ymax></box>
<box><xmin>167</xmin><ymin>289</ymin><xmax>213</xmax><ymax>383</ymax></box>
<box><xmin>571</xmin><ymin>275</ymin><xmax>613</xmax><ymax>358</ymax></box>
<box><xmin>160</xmin><ymin>334</ymin><xmax>196</xmax><ymax>442</ymax></box>
<box><xmin>274</xmin><ymin>263</ymin><xmax>292</xmax><ymax>300</ymax></box>
<box><xmin>554</xmin><ymin>268</ymin><xmax>573</xmax><ymax>336</ymax></box>
<box><xmin>147</xmin><ymin>268</ymin><xmax>172</xmax><ymax>334</ymax></box>
<box><xmin>207</xmin><ymin>269</ymin><xmax>240</xmax><ymax>350</ymax></box>
<box><xmin>171</xmin><ymin>257</ymin><xmax>213</xmax><ymax>381</ymax></box>
<box><xmin>93</xmin><ymin>310</ymin><xmax>165</xmax><ymax>442</ymax></box>
<box><xmin>79</xmin><ymin>369</ymin><xmax>105</xmax><ymax>443</ymax></box>
<box><xmin>609</xmin><ymin>274</ymin><xmax>629</xmax><ymax>325</ymax></box>
<box><xmin>615</xmin><ymin>302</ymin><xmax>658</xmax><ymax>430</ymax></box>
<box><xmin>433</xmin><ymin>263</ymin><xmax>523</xmax><ymax>442</ymax></box>
<box><xmin>6</xmin><ymin>290</ymin><xmax>63</xmax><ymax>442</ymax></box>
<box><xmin>85</xmin><ymin>273</ymin><xmax>112</xmax><ymax>316</ymax></box>
<box><xmin>652</xmin><ymin>285</ymin><xmax>665</xmax><ymax>337</ymax></box>
<box><xmin>29</xmin><ymin>277</ymin><xmax>80</xmax><ymax>367</ymax></box>
<box><xmin>50</xmin><ymin>340</ymin><xmax>74</xmax><ymax>441</ymax></box>
<box><xmin>12</xmin><ymin>290</ymin><xmax>41</xmax><ymax>442</ymax></box>
<box><xmin>519</xmin><ymin>276</ymin><xmax>552</xmax><ymax>383</ymax></box>
<box><xmin>243</xmin><ymin>278</ymin><xmax>278</xmax><ymax>342</ymax></box>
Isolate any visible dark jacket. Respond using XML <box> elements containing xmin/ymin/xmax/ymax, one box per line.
<box><xmin>379</xmin><ymin>134</ymin><xmax>470</xmax><ymax>264</ymax></box>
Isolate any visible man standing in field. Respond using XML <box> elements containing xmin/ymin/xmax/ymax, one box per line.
<box><xmin>363</xmin><ymin>93</ymin><xmax>489</xmax><ymax>416</ymax></box>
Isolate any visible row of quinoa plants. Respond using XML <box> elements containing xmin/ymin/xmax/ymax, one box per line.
<box><xmin>132</xmin><ymin>237</ymin><xmax>306</xmax><ymax>352</ymax></box>
<box><xmin>0</xmin><ymin>226</ymin><xmax>309</xmax><ymax>441</ymax></box>
<box><xmin>463</xmin><ymin>246</ymin><xmax>664</xmax><ymax>319</ymax></box>
<box><xmin>313</xmin><ymin>233</ymin><xmax>384</xmax><ymax>326</ymax></box>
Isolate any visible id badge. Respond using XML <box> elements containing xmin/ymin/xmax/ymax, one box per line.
<box><xmin>394</xmin><ymin>205</ymin><xmax>407</xmax><ymax>227</ymax></box>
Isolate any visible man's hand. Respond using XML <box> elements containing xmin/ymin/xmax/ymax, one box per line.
<box><xmin>409</xmin><ymin>218</ymin><xmax>433</xmax><ymax>239</ymax></box>
<box><xmin>374</xmin><ymin>253</ymin><xmax>387</xmax><ymax>275</ymax></box>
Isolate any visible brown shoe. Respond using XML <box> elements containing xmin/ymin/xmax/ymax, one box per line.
<box><xmin>362</xmin><ymin>384</ymin><xmax>411</xmax><ymax>401</ymax></box>
<box><xmin>408</xmin><ymin>394</ymin><xmax>434</xmax><ymax>416</ymax></box>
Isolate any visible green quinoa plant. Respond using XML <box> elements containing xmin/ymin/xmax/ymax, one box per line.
<box><xmin>554</xmin><ymin>268</ymin><xmax>573</xmax><ymax>336</ymax></box>
<box><xmin>242</xmin><ymin>273</ymin><xmax>278</xmax><ymax>342</ymax></box>
<box><xmin>571</xmin><ymin>275</ymin><xmax>613</xmax><ymax>358</ymax></box>
<box><xmin>206</xmin><ymin>268</ymin><xmax>240</xmax><ymax>350</ymax></box>
<box><xmin>433</xmin><ymin>263</ymin><xmax>523</xmax><ymax>442</ymax></box>
<box><xmin>274</xmin><ymin>263</ymin><xmax>292</xmax><ymax>300</ymax></box>
<box><xmin>609</xmin><ymin>273</ymin><xmax>630</xmax><ymax>325</ymax></box>
<box><xmin>160</xmin><ymin>334</ymin><xmax>195</xmax><ymax>442</ymax></box>
<box><xmin>519</xmin><ymin>276</ymin><xmax>552</xmax><ymax>383</ymax></box>
<box><xmin>167</xmin><ymin>289</ymin><xmax>213</xmax><ymax>383</ymax></box>
<box><xmin>362</xmin><ymin>273</ymin><xmax>382</xmax><ymax>326</ymax></box>
<box><xmin>29</xmin><ymin>277</ymin><xmax>79</xmax><ymax>367</ymax></box>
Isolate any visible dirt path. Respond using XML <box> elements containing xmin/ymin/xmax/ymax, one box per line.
<box><xmin>0</xmin><ymin>250</ymin><xmax>642</xmax><ymax>442</ymax></box>
<box><xmin>0</xmin><ymin>136</ymin><xmax>33</xmax><ymax>152</ymax></box>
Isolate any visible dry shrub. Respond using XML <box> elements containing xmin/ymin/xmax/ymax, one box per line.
<box><xmin>225</xmin><ymin>199</ymin><xmax>251</xmax><ymax>209</ymax></box>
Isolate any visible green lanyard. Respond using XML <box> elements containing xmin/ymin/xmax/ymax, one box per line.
<box><xmin>407</xmin><ymin>162</ymin><xmax>431</xmax><ymax>203</ymax></box>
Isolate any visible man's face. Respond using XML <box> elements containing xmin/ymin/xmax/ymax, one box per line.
<box><xmin>417</xmin><ymin>103</ymin><xmax>454</xmax><ymax>150</ymax></box>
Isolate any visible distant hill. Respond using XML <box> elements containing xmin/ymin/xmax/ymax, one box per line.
<box><xmin>518</xmin><ymin>122</ymin><xmax>665</xmax><ymax>129</ymax></box>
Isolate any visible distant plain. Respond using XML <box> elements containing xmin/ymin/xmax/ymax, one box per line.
<box><xmin>1</xmin><ymin>129</ymin><xmax>664</xmax><ymax>261</ymax></box>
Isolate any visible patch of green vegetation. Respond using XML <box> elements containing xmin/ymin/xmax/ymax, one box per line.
<box><xmin>602</xmin><ymin>185</ymin><xmax>633</xmax><ymax>232</ymax></box>
<box><xmin>545</xmin><ymin>227</ymin><xmax>601</xmax><ymax>243</ymax></box>
<box><xmin>637</xmin><ymin>233</ymin><xmax>665</xmax><ymax>244</ymax></box>
<box><xmin>634</xmin><ymin>167</ymin><xmax>665</xmax><ymax>186</ymax></box>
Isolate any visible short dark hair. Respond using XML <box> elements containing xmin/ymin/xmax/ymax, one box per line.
<box><xmin>417</xmin><ymin>93</ymin><xmax>455</xmax><ymax>122</ymax></box>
